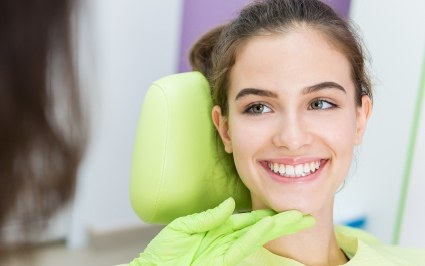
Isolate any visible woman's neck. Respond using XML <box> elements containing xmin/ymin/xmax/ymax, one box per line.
<box><xmin>264</xmin><ymin>207</ymin><xmax>348</xmax><ymax>266</ymax></box>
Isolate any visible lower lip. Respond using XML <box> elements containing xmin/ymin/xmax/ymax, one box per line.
<box><xmin>261</xmin><ymin>160</ymin><xmax>327</xmax><ymax>184</ymax></box>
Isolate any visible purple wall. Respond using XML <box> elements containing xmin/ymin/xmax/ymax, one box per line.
<box><xmin>323</xmin><ymin>0</ymin><xmax>351</xmax><ymax>18</ymax></box>
<box><xmin>177</xmin><ymin>0</ymin><xmax>251</xmax><ymax>72</ymax></box>
<box><xmin>178</xmin><ymin>0</ymin><xmax>351</xmax><ymax>72</ymax></box>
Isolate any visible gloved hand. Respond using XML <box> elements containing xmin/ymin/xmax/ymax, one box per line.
<box><xmin>128</xmin><ymin>198</ymin><xmax>315</xmax><ymax>266</ymax></box>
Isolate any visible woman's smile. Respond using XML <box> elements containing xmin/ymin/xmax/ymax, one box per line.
<box><xmin>262</xmin><ymin>159</ymin><xmax>328</xmax><ymax>182</ymax></box>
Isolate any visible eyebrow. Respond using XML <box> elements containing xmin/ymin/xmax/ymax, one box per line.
<box><xmin>234</xmin><ymin>81</ymin><xmax>346</xmax><ymax>101</ymax></box>
<box><xmin>302</xmin><ymin>81</ymin><xmax>346</xmax><ymax>95</ymax></box>
<box><xmin>235</xmin><ymin>88</ymin><xmax>278</xmax><ymax>100</ymax></box>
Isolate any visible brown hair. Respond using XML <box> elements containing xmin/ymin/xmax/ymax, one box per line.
<box><xmin>0</xmin><ymin>0</ymin><xmax>86</xmax><ymax>251</ymax></box>
<box><xmin>190</xmin><ymin>0</ymin><xmax>372</xmax><ymax>116</ymax></box>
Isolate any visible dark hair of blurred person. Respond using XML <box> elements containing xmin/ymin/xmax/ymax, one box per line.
<box><xmin>0</xmin><ymin>0</ymin><xmax>86</xmax><ymax>253</ymax></box>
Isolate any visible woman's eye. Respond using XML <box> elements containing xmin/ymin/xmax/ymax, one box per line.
<box><xmin>245</xmin><ymin>103</ymin><xmax>271</xmax><ymax>114</ymax></box>
<box><xmin>309</xmin><ymin>99</ymin><xmax>335</xmax><ymax>110</ymax></box>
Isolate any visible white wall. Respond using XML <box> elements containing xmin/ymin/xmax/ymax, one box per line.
<box><xmin>399</xmin><ymin>75</ymin><xmax>425</xmax><ymax>247</ymax></box>
<box><xmin>68</xmin><ymin>0</ymin><xmax>183</xmax><ymax>248</ymax></box>
<box><xmin>336</xmin><ymin>0</ymin><xmax>425</xmax><ymax>244</ymax></box>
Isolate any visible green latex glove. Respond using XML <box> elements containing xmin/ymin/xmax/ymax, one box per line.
<box><xmin>129</xmin><ymin>198</ymin><xmax>315</xmax><ymax>266</ymax></box>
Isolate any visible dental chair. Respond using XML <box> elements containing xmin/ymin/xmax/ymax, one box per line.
<box><xmin>130</xmin><ymin>71</ymin><xmax>251</xmax><ymax>224</ymax></box>
<box><xmin>124</xmin><ymin>74</ymin><xmax>425</xmax><ymax>266</ymax></box>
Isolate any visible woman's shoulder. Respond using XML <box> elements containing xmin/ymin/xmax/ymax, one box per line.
<box><xmin>335</xmin><ymin>225</ymin><xmax>381</xmax><ymax>244</ymax></box>
<box><xmin>360</xmin><ymin>241</ymin><xmax>425</xmax><ymax>265</ymax></box>
<box><xmin>336</xmin><ymin>225</ymin><xmax>425</xmax><ymax>265</ymax></box>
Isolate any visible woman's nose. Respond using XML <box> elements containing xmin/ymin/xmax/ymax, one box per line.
<box><xmin>271</xmin><ymin>113</ymin><xmax>312</xmax><ymax>151</ymax></box>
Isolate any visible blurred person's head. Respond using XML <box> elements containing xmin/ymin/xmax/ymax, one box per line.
<box><xmin>0</xmin><ymin>0</ymin><xmax>86</xmax><ymax>252</ymax></box>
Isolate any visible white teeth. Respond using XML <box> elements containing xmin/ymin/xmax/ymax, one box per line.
<box><xmin>310</xmin><ymin>162</ymin><xmax>316</xmax><ymax>172</ymax></box>
<box><xmin>286</xmin><ymin>165</ymin><xmax>295</xmax><ymax>176</ymax></box>
<box><xmin>294</xmin><ymin>164</ymin><xmax>303</xmax><ymax>177</ymax></box>
<box><xmin>303</xmin><ymin>163</ymin><xmax>311</xmax><ymax>174</ymax></box>
<box><xmin>273</xmin><ymin>163</ymin><xmax>279</xmax><ymax>173</ymax></box>
<box><xmin>267</xmin><ymin>160</ymin><xmax>322</xmax><ymax>178</ymax></box>
<box><xmin>278</xmin><ymin>164</ymin><xmax>285</xmax><ymax>175</ymax></box>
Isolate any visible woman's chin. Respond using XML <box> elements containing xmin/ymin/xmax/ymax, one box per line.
<box><xmin>266</xmin><ymin>199</ymin><xmax>320</xmax><ymax>215</ymax></box>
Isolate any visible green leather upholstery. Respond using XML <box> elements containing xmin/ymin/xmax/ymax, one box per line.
<box><xmin>130</xmin><ymin>72</ymin><xmax>251</xmax><ymax>224</ymax></box>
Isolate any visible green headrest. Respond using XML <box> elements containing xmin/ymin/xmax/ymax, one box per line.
<box><xmin>130</xmin><ymin>72</ymin><xmax>251</xmax><ymax>224</ymax></box>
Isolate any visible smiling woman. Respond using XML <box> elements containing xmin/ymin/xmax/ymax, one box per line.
<box><xmin>127</xmin><ymin>0</ymin><xmax>425</xmax><ymax>265</ymax></box>
<box><xmin>210</xmin><ymin>29</ymin><xmax>371</xmax><ymax>264</ymax></box>
<box><xmin>214</xmin><ymin>30</ymin><xmax>370</xmax><ymax>216</ymax></box>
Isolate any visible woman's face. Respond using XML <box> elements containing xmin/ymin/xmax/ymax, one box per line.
<box><xmin>212</xmin><ymin>29</ymin><xmax>371</xmax><ymax>214</ymax></box>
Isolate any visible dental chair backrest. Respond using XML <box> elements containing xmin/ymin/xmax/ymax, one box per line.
<box><xmin>130</xmin><ymin>72</ymin><xmax>251</xmax><ymax>224</ymax></box>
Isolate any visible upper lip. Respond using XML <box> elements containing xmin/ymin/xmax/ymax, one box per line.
<box><xmin>263</xmin><ymin>157</ymin><xmax>326</xmax><ymax>165</ymax></box>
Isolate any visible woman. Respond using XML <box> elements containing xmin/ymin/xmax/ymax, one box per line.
<box><xmin>129</xmin><ymin>0</ymin><xmax>424</xmax><ymax>265</ymax></box>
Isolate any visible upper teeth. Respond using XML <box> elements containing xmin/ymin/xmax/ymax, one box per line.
<box><xmin>268</xmin><ymin>161</ymin><xmax>321</xmax><ymax>177</ymax></box>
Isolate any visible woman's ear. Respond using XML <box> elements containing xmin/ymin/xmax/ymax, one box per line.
<box><xmin>212</xmin><ymin>105</ymin><xmax>233</xmax><ymax>153</ymax></box>
<box><xmin>355</xmin><ymin>95</ymin><xmax>372</xmax><ymax>145</ymax></box>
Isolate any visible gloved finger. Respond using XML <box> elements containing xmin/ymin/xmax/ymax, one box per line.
<box><xmin>270</xmin><ymin>213</ymin><xmax>315</xmax><ymax>237</ymax></box>
<box><xmin>196</xmin><ymin>209</ymin><xmax>277</xmax><ymax>247</ymax></box>
<box><xmin>259</xmin><ymin>212</ymin><xmax>315</xmax><ymax>244</ymax></box>
<box><xmin>224</xmin><ymin>211</ymin><xmax>315</xmax><ymax>264</ymax></box>
<box><xmin>227</xmin><ymin>209</ymin><xmax>276</xmax><ymax>231</ymax></box>
<box><xmin>224</xmin><ymin>216</ymin><xmax>275</xmax><ymax>264</ymax></box>
<box><xmin>269</xmin><ymin>210</ymin><xmax>315</xmax><ymax>230</ymax></box>
<box><xmin>169</xmin><ymin>197</ymin><xmax>236</xmax><ymax>234</ymax></box>
<box><xmin>223</xmin><ymin>210</ymin><xmax>305</xmax><ymax>243</ymax></box>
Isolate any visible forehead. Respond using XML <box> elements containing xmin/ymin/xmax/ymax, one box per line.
<box><xmin>229</xmin><ymin>29</ymin><xmax>354</xmax><ymax>96</ymax></box>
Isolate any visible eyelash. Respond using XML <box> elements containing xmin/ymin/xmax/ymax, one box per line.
<box><xmin>243</xmin><ymin>98</ymin><xmax>338</xmax><ymax>115</ymax></box>
<box><xmin>308</xmin><ymin>98</ymin><xmax>338</xmax><ymax>110</ymax></box>
<box><xmin>244</xmin><ymin>103</ymin><xmax>271</xmax><ymax>115</ymax></box>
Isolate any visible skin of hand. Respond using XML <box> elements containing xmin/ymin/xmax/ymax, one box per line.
<box><xmin>128</xmin><ymin>198</ymin><xmax>315</xmax><ymax>266</ymax></box>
